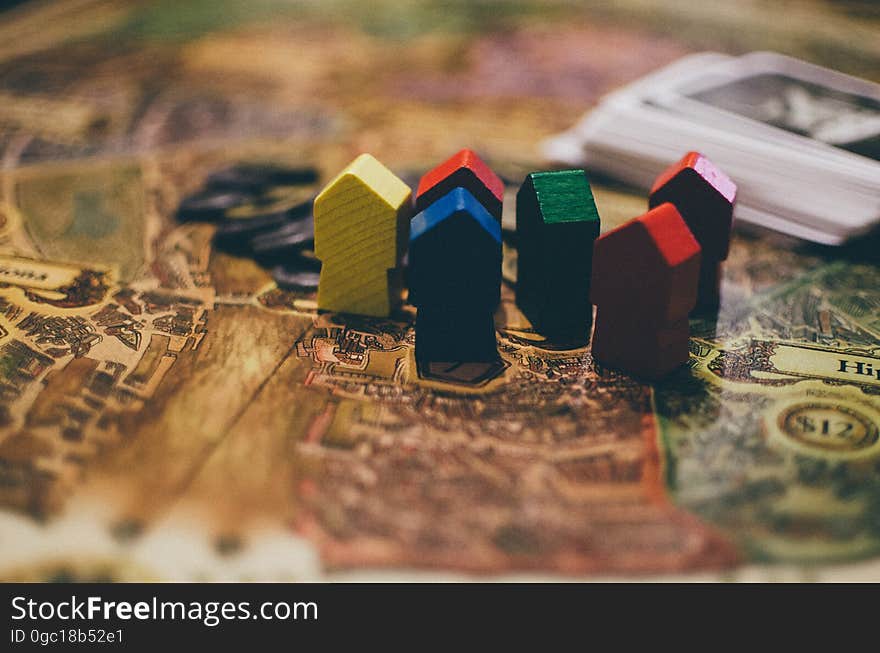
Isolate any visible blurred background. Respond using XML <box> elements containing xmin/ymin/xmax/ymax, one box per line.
<box><xmin>0</xmin><ymin>0</ymin><xmax>877</xmax><ymax>172</ymax></box>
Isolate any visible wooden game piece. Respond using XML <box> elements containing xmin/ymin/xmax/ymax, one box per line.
<box><xmin>415</xmin><ymin>307</ymin><xmax>498</xmax><ymax>362</ymax></box>
<box><xmin>415</xmin><ymin>149</ymin><xmax>504</xmax><ymax>221</ymax></box>
<box><xmin>590</xmin><ymin>202</ymin><xmax>701</xmax><ymax>379</ymax></box>
<box><xmin>648</xmin><ymin>151</ymin><xmax>736</xmax><ymax>310</ymax></box>
<box><xmin>591</xmin><ymin>313</ymin><xmax>691</xmax><ymax>380</ymax></box>
<box><xmin>591</xmin><ymin>202</ymin><xmax>702</xmax><ymax>323</ymax></box>
<box><xmin>409</xmin><ymin>187</ymin><xmax>502</xmax><ymax>363</ymax></box>
<box><xmin>515</xmin><ymin>169</ymin><xmax>600</xmax><ymax>343</ymax></box>
<box><xmin>313</xmin><ymin>153</ymin><xmax>411</xmax><ymax>317</ymax></box>
<box><xmin>410</xmin><ymin>186</ymin><xmax>502</xmax><ymax>311</ymax></box>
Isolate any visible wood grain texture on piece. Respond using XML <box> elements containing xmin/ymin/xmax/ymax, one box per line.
<box><xmin>516</xmin><ymin>169</ymin><xmax>600</xmax><ymax>343</ymax></box>
<box><xmin>649</xmin><ymin>151</ymin><xmax>736</xmax><ymax>310</ymax></box>
<box><xmin>590</xmin><ymin>202</ymin><xmax>701</xmax><ymax>379</ymax></box>
<box><xmin>415</xmin><ymin>148</ymin><xmax>504</xmax><ymax>221</ymax></box>
<box><xmin>314</xmin><ymin>153</ymin><xmax>411</xmax><ymax>317</ymax></box>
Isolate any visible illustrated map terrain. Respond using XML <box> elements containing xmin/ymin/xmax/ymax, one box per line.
<box><xmin>0</xmin><ymin>0</ymin><xmax>878</xmax><ymax>581</ymax></box>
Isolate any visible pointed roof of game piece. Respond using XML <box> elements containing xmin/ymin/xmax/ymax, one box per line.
<box><xmin>651</xmin><ymin>151</ymin><xmax>736</xmax><ymax>204</ymax></box>
<box><xmin>649</xmin><ymin>151</ymin><xmax>736</xmax><ymax>261</ymax></box>
<box><xmin>417</xmin><ymin>149</ymin><xmax>504</xmax><ymax>203</ymax></box>
<box><xmin>410</xmin><ymin>186</ymin><xmax>501</xmax><ymax>244</ymax></box>
<box><xmin>313</xmin><ymin>153</ymin><xmax>411</xmax><ymax>317</ymax></box>
<box><xmin>313</xmin><ymin>153</ymin><xmax>411</xmax><ymax>267</ymax></box>
<box><xmin>591</xmin><ymin>202</ymin><xmax>701</xmax><ymax>323</ymax></box>
<box><xmin>415</xmin><ymin>149</ymin><xmax>504</xmax><ymax>219</ymax></box>
<box><xmin>314</xmin><ymin>153</ymin><xmax>411</xmax><ymax>215</ymax></box>
<box><xmin>408</xmin><ymin>186</ymin><xmax>502</xmax><ymax>310</ymax></box>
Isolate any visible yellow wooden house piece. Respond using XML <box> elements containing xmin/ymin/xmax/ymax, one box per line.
<box><xmin>314</xmin><ymin>153</ymin><xmax>411</xmax><ymax>317</ymax></box>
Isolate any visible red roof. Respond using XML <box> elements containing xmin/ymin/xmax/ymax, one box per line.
<box><xmin>591</xmin><ymin>203</ymin><xmax>701</xmax><ymax>323</ymax></box>
<box><xmin>650</xmin><ymin>151</ymin><xmax>700</xmax><ymax>197</ymax></box>
<box><xmin>642</xmin><ymin>203</ymin><xmax>702</xmax><ymax>268</ymax></box>
<box><xmin>416</xmin><ymin>149</ymin><xmax>504</xmax><ymax>203</ymax></box>
<box><xmin>650</xmin><ymin>151</ymin><xmax>737</xmax><ymax>204</ymax></box>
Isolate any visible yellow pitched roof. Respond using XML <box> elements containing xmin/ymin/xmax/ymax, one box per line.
<box><xmin>315</xmin><ymin>153</ymin><xmax>410</xmax><ymax>213</ymax></box>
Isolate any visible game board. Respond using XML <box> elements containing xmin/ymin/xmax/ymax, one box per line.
<box><xmin>0</xmin><ymin>0</ymin><xmax>878</xmax><ymax>580</ymax></box>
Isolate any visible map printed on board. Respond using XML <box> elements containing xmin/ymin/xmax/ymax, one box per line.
<box><xmin>0</xmin><ymin>0</ymin><xmax>877</xmax><ymax>580</ymax></box>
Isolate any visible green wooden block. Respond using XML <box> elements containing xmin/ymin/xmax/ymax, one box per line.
<box><xmin>515</xmin><ymin>170</ymin><xmax>601</xmax><ymax>344</ymax></box>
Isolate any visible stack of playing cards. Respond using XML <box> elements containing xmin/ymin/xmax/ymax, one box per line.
<box><xmin>543</xmin><ymin>52</ymin><xmax>880</xmax><ymax>245</ymax></box>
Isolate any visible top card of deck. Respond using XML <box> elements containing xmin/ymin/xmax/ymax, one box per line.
<box><xmin>652</xmin><ymin>52</ymin><xmax>880</xmax><ymax>165</ymax></box>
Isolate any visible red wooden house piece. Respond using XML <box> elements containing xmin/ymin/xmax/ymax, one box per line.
<box><xmin>649</xmin><ymin>151</ymin><xmax>736</xmax><ymax>310</ymax></box>
<box><xmin>415</xmin><ymin>149</ymin><xmax>505</xmax><ymax>221</ymax></box>
<box><xmin>590</xmin><ymin>203</ymin><xmax>701</xmax><ymax>379</ymax></box>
